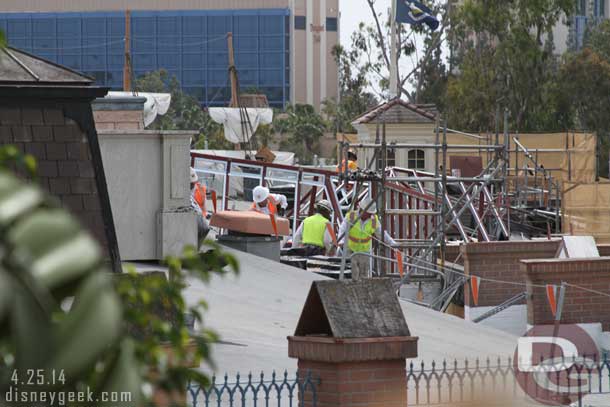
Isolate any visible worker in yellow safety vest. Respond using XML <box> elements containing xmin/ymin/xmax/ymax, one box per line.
<box><xmin>293</xmin><ymin>200</ymin><xmax>338</xmax><ymax>256</ymax></box>
<box><xmin>338</xmin><ymin>198</ymin><xmax>396</xmax><ymax>280</ymax></box>
<box><xmin>250</xmin><ymin>185</ymin><xmax>288</xmax><ymax>215</ymax></box>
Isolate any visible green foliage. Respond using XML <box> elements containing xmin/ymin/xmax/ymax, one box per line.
<box><xmin>341</xmin><ymin>1</ymin><xmax>448</xmax><ymax>102</ymax></box>
<box><xmin>117</xmin><ymin>243</ymin><xmax>238</xmax><ymax>395</ymax></box>
<box><xmin>586</xmin><ymin>19</ymin><xmax>610</xmax><ymax>62</ymax></box>
<box><xmin>447</xmin><ymin>0</ymin><xmax>574</xmax><ymax>131</ymax></box>
<box><xmin>0</xmin><ymin>146</ymin><xmax>239</xmax><ymax>405</ymax></box>
<box><xmin>0</xmin><ymin>30</ymin><xmax>6</xmax><ymax>48</ymax></box>
<box><xmin>0</xmin><ymin>167</ymin><xmax>138</xmax><ymax>405</ymax></box>
<box><xmin>558</xmin><ymin>44</ymin><xmax>610</xmax><ymax>178</ymax></box>
<box><xmin>135</xmin><ymin>70</ymin><xmax>232</xmax><ymax>150</ymax></box>
<box><xmin>276</xmin><ymin>104</ymin><xmax>327</xmax><ymax>164</ymax></box>
<box><xmin>322</xmin><ymin>45</ymin><xmax>378</xmax><ymax>134</ymax></box>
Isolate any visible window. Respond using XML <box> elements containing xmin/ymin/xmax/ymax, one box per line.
<box><xmin>594</xmin><ymin>0</ymin><xmax>605</xmax><ymax>16</ymax></box>
<box><xmin>295</xmin><ymin>16</ymin><xmax>306</xmax><ymax>30</ymax></box>
<box><xmin>377</xmin><ymin>148</ymin><xmax>396</xmax><ymax>169</ymax></box>
<box><xmin>0</xmin><ymin>9</ymin><xmax>290</xmax><ymax>108</ymax></box>
<box><xmin>407</xmin><ymin>150</ymin><xmax>425</xmax><ymax>170</ymax></box>
<box><xmin>578</xmin><ymin>0</ymin><xmax>587</xmax><ymax>15</ymax></box>
<box><xmin>326</xmin><ymin>17</ymin><xmax>338</xmax><ymax>32</ymax></box>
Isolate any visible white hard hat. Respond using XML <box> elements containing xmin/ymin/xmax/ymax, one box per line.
<box><xmin>190</xmin><ymin>167</ymin><xmax>198</xmax><ymax>183</ymax></box>
<box><xmin>359</xmin><ymin>199</ymin><xmax>377</xmax><ymax>214</ymax></box>
<box><xmin>316</xmin><ymin>199</ymin><xmax>333</xmax><ymax>213</ymax></box>
<box><xmin>253</xmin><ymin>185</ymin><xmax>270</xmax><ymax>203</ymax></box>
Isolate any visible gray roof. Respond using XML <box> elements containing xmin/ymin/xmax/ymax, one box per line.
<box><xmin>0</xmin><ymin>47</ymin><xmax>93</xmax><ymax>85</ymax></box>
<box><xmin>352</xmin><ymin>98</ymin><xmax>436</xmax><ymax>125</ymax></box>
<box><xmin>134</xmin><ymin>248</ymin><xmax>518</xmax><ymax>376</ymax></box>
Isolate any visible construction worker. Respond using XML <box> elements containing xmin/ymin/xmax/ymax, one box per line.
<box><xmin>293</xmin><ymin>200</ymin><xmax>338</xmax><ymax>256</ymax></box>
<box><xmin>191</xmin><ymin>167</ymin><xmax>207</xmax><ymax>217</ymax></box>
<box><xmin>337</xmin><ymin>149</ymin><xmax>358</xmax><ymax>173</ymax></box>
<box><xmin>338</xmin><ymin>198</ymin><xmax>396</xmax><ymax>281</ymax></box>
<box><xmin>251</xmin><ymin>185</ymin><xmax>288</xmax><ymax>216</ymax></box>
<box><xmin>190</xmin><ymin>168</ymin><xmax>209</xmax><ymax>242</ymax></box>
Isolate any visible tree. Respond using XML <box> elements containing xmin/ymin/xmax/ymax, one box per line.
<box><xmin>446</xmin><ymin>0</ymin><xmax>574</xmax><ymax>132</ymax></box>
<box><xmin>322</xmin><ymin>45</ymin><xmax>379</xmax><ymax>134</ymax></box>
<box><xmin>135</xmin><ymin>70</ymin><xmax>232</xmax><ymax>150</ymax></box>
<box><xmin>587</xmin><ymin>19</ymin><xmax>610</xmax><ymax>62</ymax></box>
<box><xmin>276</xmin><ymin>104</ymin><xmax>327</xmax><ymax>164</ymax></box>
<box><xmin>559</xmin><ymin>45</ymin><xmax>610</xmax><ymax>178</ymax></box>
<box><xmin>340</xmin><ymin>0</ymin><xmax>449</xmax><ymax>101</ymax></box>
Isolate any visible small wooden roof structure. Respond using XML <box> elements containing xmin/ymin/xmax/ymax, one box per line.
<box><xmin>294</xmin><ymin>279</ymin><xmax>411</xmax><ymax>339</ymax></box>
<box><xmin>352</xmin><ymin>98</ymin><xmax>437</xmax><ymax>125</ymax></box>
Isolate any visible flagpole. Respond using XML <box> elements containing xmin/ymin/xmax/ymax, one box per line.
<box><xmin>389</xmin><ymin>0</ymin><xmax>398</xmax><ymax>100</ymax></box>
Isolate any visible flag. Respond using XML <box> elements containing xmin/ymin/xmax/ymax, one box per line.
<box><xmin>546</xmin><ymin>284</ymin><xmax>558</xmax><ymax>317</ymax></box>
<box><xmin>470</xmin><ymin>276</ymin><xmax>481</xmax><ymax>306</ymax></box>
<box><xmin>395</xmin><ymin>0</ymin><xmax>440</xmax><ymax>31</ymax></box>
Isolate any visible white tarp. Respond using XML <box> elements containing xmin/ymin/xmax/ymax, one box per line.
<box><xmin>107</xmin><ymin>91</ymin><xmax>171</xmax><ymax>127</ymax></box>
<box><xmin>208</xmin><ymin>108</ymin><xmax>273</xmax><ymax>144</ymax></box>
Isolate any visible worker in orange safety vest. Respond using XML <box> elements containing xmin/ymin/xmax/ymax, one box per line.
<box><xmin>250</xmin><ymin>185</ymin><xmax>288</xmax><ymax>215</ymax></box>
<box><xmin>190</xmin><ymin>167</ymin><xmax>209</xmax><ymax>242</ymax></box>
<box><xmin>337</xmin><ymin>149</ymin><xmax>358</xmax><ymax>174</ymax></box>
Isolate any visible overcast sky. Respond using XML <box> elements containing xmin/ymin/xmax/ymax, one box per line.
<box><xmin>340</xmin><ymin>0</ymin><xmax>392</xmax><ymax>48</ymax></box>
<box><xmin>338</xmin><ymin>0</ymin><xmax>446</xmax><ymax>96</ymax></box>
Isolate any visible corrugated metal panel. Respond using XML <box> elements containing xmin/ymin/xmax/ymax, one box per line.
<box><xmin>1</xmin><ymin>0</ymin><xmax>290</xmax><ymax>12</ymax></box>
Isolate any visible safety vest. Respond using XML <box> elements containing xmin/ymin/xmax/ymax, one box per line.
<box><xmin>193</xmin><ymin>183</ymin><xmax>207</xmax><ymax>216</ymax></box>
<box><xmin>337</xmin><ymin>159</ymin><xmax>357</xmax><ymax>173</ymax></box>
<box><xmin>347</xmin><ymin>211</ymin><xmax>378</xmax><ymax>253</ymax></box>
<box><xmin>250</xmin><ymin>195</ymin><xmax>278</xmax><ymax>215</ymax></box>
<box><xmin>302</xmin><ymin>213</ymin><xmax>329</xmax><ymax>248</ymax></box>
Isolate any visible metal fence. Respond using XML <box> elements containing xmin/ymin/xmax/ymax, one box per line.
<box><xmin>407</xmin><ymin>356</ymin><xmax>610</xmax><ymax>407</ymax></box>
<box><xmin>187</xmin><ymin>357</ymin><xmax>610</xmax><ymax>407</ymax></box>
<box><xmin>187</xmin><ymin>371</ymin><xmax>318</xmax><ymax>407</ymax></box>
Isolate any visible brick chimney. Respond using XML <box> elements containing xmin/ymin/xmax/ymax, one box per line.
<box><xmin>288</xmin><ymin>279</ymin><xmax>418</xmax><ymax>407</ymax></box>
<box><xmin>462</xmin><ymin>240</ymin><xmax>559</xmax><ymax>310</ymax></box>
<box><xmin>521</xmin><ymin>257</ymin><xmax>610</xmax><ymax>330</ymax></box>
<box><xmin>92</xmin><ymin>96</ymin><xmax>146</xmax><ymax>131</ymax></box>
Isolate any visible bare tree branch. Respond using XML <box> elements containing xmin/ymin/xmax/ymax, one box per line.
<box><xmin>366</xmin><ymin>0</ymin><xmax>391</xmax><ymax>70</ymax></box>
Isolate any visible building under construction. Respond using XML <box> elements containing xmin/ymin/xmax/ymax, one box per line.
<box><xmin>190</xmin><ymin>99</ymin><xmax>603</xmax><ymax>316</ymax></box>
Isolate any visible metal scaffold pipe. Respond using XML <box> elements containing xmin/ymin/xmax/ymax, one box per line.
<box><xmin>348</xmin><ymin>143</ymin><xmax>504</xmax><ymax>150</ymax></box>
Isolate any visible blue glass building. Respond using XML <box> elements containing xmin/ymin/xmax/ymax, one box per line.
<box><xmin>0</xmin><ymin>10</ymin><xmax>291</xmax><ymax>108</ymax></box>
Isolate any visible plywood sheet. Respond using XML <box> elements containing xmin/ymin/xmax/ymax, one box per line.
<box><xmin>295</xmin><ymin>279</ymin><xmax>411</xmax><ymax>339</ymax></box>
<box><xmin>210</xmin><ymin>210</ymin><xmax>290</xmax><ymax>236</ymax></box>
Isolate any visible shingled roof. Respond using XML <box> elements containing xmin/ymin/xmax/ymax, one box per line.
<box><xmin>0</xmin><ymin>47</ymin><xmax>93</xmax><ymax>85</ymax></box>
<box><xmin>352</xmin><ymin>98</ymin><xmax>437</xmax><ymax>125</ymax></box>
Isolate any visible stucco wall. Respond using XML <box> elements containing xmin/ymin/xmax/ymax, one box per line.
<box><xmin>98</xmin><ymin>130</ymin><xmax>197</xmax><ymax>260</ymax></box>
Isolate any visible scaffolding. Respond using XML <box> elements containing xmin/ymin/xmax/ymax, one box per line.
<box><xmin>191</xmin><ymin>112</ymin><xmax>575</xmax><ymax>306</ymax></box>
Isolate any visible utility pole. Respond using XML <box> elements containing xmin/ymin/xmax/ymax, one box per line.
<box><xmin>123</xmin><ymin>10</ymin><xmax>131</xmax><ymax>92</ymax></box>
<box><xmin>389</xmin><ymin>0</ymin><xmax>398</xmax><ymax>99</ymax></box>
<box><xmin>227</xmin><ymin>32</ymin><xmax>239</xmax><ymax>108</ymax></box>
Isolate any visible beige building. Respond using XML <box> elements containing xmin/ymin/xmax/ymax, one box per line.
<box><xmin>0</xmin><ymin>0</ymin><xmax>339</xmax><ymax>110</ymax></box>
<box><xmin>351</xmin><ymin>99</ymin><xmax>438</xmax><ymax>173</ymax></box>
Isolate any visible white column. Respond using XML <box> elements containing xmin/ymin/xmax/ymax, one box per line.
<box><xmin>306</xmin><ymin>0</ymin><xmax>314</xmax><ymax>105</ymax></box>
<box><xmin>320</xmin><ymin>0</ymin><xmax>327</xmax><ymax>103</ymax></box>
<box><xmin>289</xmin><ymin>0</ymin><xmax>296</xmax><ymax>106</ymax></box>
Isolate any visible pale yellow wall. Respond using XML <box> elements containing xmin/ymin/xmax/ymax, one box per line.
<box><xmin>356</xmin><ymin>123</ymin><xmax>437</xmax><ymax>172</ymax></box>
